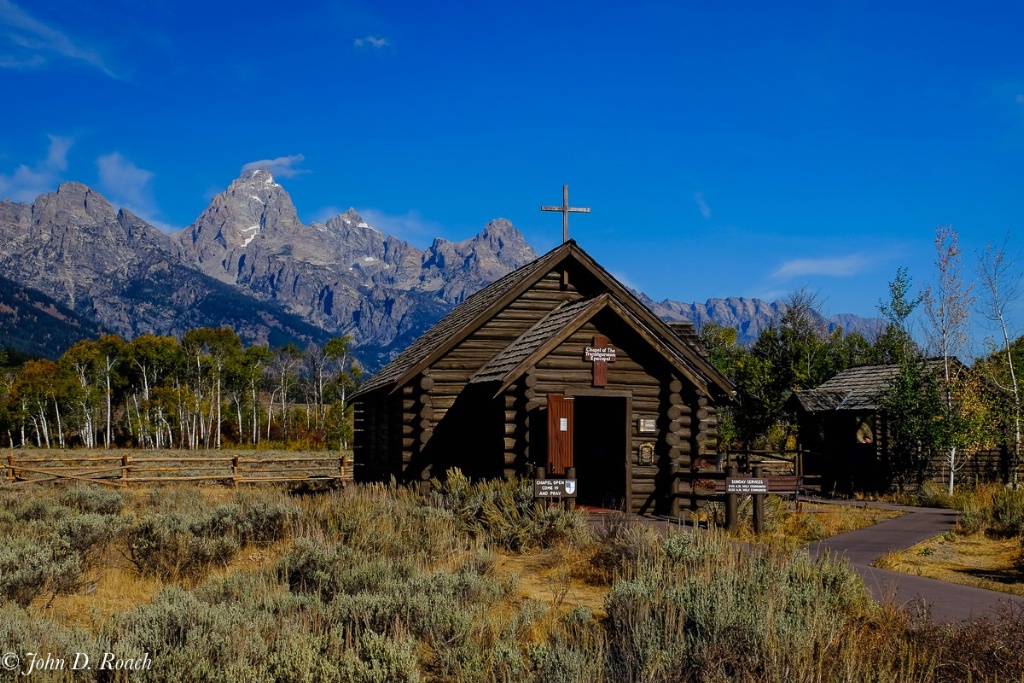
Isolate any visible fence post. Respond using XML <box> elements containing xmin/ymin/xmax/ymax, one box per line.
<box><xmin>6</xmin><ymin>453</ymin><xmax>13</xmax><ymax>483</ymax></box>
<box><xmin>232</xmin><ymin>455</ymin><xmax>240</xmax><ymax>488</ymax></box>
<box><xmin>121</xmin><ymin>453</ymin><xmax>130</xmax><ymax>487</ymax></box>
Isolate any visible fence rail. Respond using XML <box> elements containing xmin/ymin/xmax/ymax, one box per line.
<box><xmin>5</xmin><ymin>452</ymin><xmax>354</xmax><ymax>487</ymax></box>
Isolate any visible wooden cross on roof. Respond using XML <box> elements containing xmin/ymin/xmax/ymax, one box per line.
<box><xmin>542</xmin><ymin>185</ymin><xmax>590</xmax><ymax>243</ymax></box>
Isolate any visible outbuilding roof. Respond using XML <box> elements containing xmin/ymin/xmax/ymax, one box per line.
<box><xmin>791</xmin><ymin>360</ymin><xmax>949</xmax><ymax>413</ymax></box>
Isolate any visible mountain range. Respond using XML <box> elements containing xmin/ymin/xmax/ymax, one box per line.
<box><xmin>0</xmin><ymin>170</ymin><xmax>882</xmax><ymax>371</ymax></box>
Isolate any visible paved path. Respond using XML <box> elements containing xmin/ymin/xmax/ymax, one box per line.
<box><xmin>804</xmin><ymin>502</ymin><xmax>1024</xmax><ymax>622</ymax></box>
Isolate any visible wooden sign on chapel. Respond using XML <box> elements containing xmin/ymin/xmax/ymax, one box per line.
<box><xmin>584</xmin><ymin>334</ymin><xmax>616</xmax><ymax>386</ymax></box>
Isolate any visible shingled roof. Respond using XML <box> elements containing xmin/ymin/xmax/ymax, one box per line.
<box><xmin>791</xmin><ymin>360</ymin><xmax>948</xmax><ymax>413</ymax></box>
<box><xmin>469</xmin><ymin>295</ymin><xmax>607</xmax><ymax>388</ymax></box>
<box><xmin>353</xmin><ymin>240</ymin><xmax>736</xmax><ymax>400</ymax></box>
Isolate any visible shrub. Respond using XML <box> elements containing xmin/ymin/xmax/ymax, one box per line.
<box><xmin>991</xmin><ymin>488</ymin><xmax>1024</xmax><ymax>536</ymax></box>
<box><xmin>430</xmin><ymin>470</ymin><xmax>589</xmax><ymax>551</ymax></box>
<box><xmin>123</xmin><ymin>493</ymin><xmax>297</xmax><ymax>583</ymax></box>
<box><xmin>604</xmin><ymin>529</ymin><xmax>871</xmax><ymax>682</ymax></box>
<box><xmin>108</xmin><ymin>586</ymin><xmax>276</xmax><ymax>682</ymax></box>
<box><xmin>0</xmin><ymin>536</ymin><xmax>82</xmax><ymax>607</ymax></box>
<box><xmin>231</xmin><ymin>496</ymin><xmax>300</xmax><ymax>545</ymax></box>
<box><xmin>903</xmin><ymin>605</ymin><xmax>1024</xmax><ymax>682</ymax></box>
<box><xmin>14</xmin><ymin>497</ymin><xmax>69</xmax><ymax>523</ymax></box>
<box><xmin>58</xmin><ymin>485</ymin><xmax>127</xmax><ymax>515</ymax></box>
<box><xmin>125</xmin><ymin>513</ymin><xmax>241</xmax><ymax>582</ymax></box>
<box><xmin>0</xmin><ymin>602</ymin><xmax>99</xmax><ymax>680</ymax></box>
<box><xmin>789</xmin><ymin>512</ymin><xmax>828</xmax><ymax>541</ymax></box>
<box><xmin>588</xmin><ymin>515</ymin><xmax>661</xmax><ymax>583</ymax></box>
<box><xmin>954</xmin><ymin>486</ymin><xmax>1024</xmax><ymax>537</ymax></box>
<box><xmin>336</xmin><ymin>630</ymin><xmax>421</xmax><ymax>683</ymax></box>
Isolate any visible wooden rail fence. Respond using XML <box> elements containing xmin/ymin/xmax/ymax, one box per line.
<box><xmin>5</xmin><ymin>453</ymin><xmax>354</xmax><ymax>488</ymax></box>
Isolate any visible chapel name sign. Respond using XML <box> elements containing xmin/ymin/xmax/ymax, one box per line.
<box><xmin>584</xmin><ymin>336</ymin><xmax>616</xmax><ymax>387</ymax></box>
<box><xmin>584</xmin><ymin>347</ymin><xmax>617</xmax><ymax>363</ymax></box>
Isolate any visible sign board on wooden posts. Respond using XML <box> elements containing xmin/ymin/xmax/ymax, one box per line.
<box><xmin>725</xmin><ymin>477</ymin><xmax>768</xmax><ymax>494</ymax></box>
<box><xmin>534</xmin><ymin>479</ymin><xmax>577</xmax><ymax>498</ymax></box>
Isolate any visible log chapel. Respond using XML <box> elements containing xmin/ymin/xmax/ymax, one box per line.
<box><xmin>351</xmin><ymin>240</ymin><xmax>737</xmax><ymax>515</ymax></box>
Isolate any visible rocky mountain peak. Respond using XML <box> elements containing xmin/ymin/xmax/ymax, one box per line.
<box><xmin>324</xmin><ymin>208</ymin><xmax>374</xmax><ymax>233</ymax></box>
<box><xmin>46</xmin><ymin>182</ymin><xmax>117</xmax><ymax>224</ymax></box>
<box><xmin>244</xmin><ymin>167</ymin><xmax>277</xmax><ymax>185</ymax></box>
<box><xmin>473</xmin><ymin>218</ymin><xmax>534</xmax><ymax>267</ymax></box>
<box><xmin>173</xmin><ymin>167</ymin><xmax>305</xmax><ymax>279</ymax></box>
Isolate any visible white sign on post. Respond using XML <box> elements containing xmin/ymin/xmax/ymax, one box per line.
<box><xmin>559</xmin><ymin>417</ymin><xmax>568</xmax><ymax>431</ymax></box>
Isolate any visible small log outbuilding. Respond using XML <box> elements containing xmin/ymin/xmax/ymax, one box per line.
<box><xmin>789</xmin><ymin>364</ymin><xmax>899</xmax><ymax>492</ymax></box>
<box><xmin>352</xmin><ymin>241</ymin><xmax>736</xmax><ymax>515</ymax></box>
<box><xmin>791</xmin><ymin>361</ymin><xmax>1015</xmax><ymax>491</ymax></box>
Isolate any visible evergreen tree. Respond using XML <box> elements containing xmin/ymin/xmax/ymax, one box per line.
<box><xmin>877</xmin><ymin>268</ymin><xmax>939</xmax><ymax>491</ymax></box>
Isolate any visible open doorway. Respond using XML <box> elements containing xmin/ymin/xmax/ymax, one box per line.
<box><xmin>572</xmin><ymin>395</ymin><xmax>627</xmax><ymax>509</ymax></box>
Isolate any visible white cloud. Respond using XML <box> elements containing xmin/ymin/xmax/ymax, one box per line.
<box><xmin>354</xmin><ymin>35</ymin><xmax>390</xmax><ymax>50</ymax></box>
<box><xmin>0</xmin><ymin>134</ymin><xmax>73</xmax><ymax>202</ymax></box>
<box><xmin>45</xmin><ymin>133</ymin><xmax>72</xmax><ymax>171</ymax></box>
<box><xmin>95</xmin><ymin>152</ymin><xmax>174</xmax><ymax>231</ymax></box>
<box><xmin>240</xmin><ymin>154</ymin><xmax>308</xmax><ymax>178</ymax></box>
<box><xmin>0</xmin><ymin>0</ymin><xmax>117</xmax><ymax>77</ymax></box>
<box><xmin>694</xmin><ymin>191</ymin><xmax>711</xmax><ymax>220</ymax></box>
<box><xmin>771</xmin><ymin>254</ymin><xmax>871</xmax><ymax>280</ymax></box>
<box><xmin>357</xmin><ymin>208</ymin><xmax>445</xmax><ymax>246</ymax></box>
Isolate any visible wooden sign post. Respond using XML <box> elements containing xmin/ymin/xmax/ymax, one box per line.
<box><xmin>752</xmin><ymin>465</ymin><xmax>765</xmax><ymax>534</ymax></box>
<box><xmin>724</xmin><ymin>464</ymin><xmax>770</xmax><ymax>534</ymax></box>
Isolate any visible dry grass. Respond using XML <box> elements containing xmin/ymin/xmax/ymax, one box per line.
<box><xmin>875</xmin><ymin>533</ymin><xmax>1024</xmax><ymax>596</ymax></box>
<box><xmin>787</xmin><ymin>501</ymin><xmax>903</xmax><ymax>537</ymax></box>
<box><xmin>719</xmin><ymin>499</ymin><xmax>905</xmax><ymax>547</ymax></box>
<box><xmin>31</xmin><ymin>493</ymin><xmax>296</xmax><ymax>633</ymax></box>
<box><xmin>489</xmin><ymin>500</ymin><xmax>904</xmax><ymax>628</ymax></box>
<box><xmin>493</xmin><ymin>548</ymin><xmax>609</xmax><ymax>618</ymax></box>
<box><xmin>36</xmin><ymin>566</ymin><xmax>164</xmax><ymax>632</ymax></box>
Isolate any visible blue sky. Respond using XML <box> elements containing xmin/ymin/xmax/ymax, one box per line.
<box><xmin>2</xmin><ymin>0</ymin><xmax>1024</xmax><ymax>341</ymax></box>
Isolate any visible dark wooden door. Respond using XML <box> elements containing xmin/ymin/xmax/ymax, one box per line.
<box><xmin>573</xmin><ymin>396</ymin><xmax>627</xmax><ymax>509</ymax></box>
<box><xmin>547</xmin><ymin>394</ymin><xmax>574</xmax><ymax>475</ymax></box>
